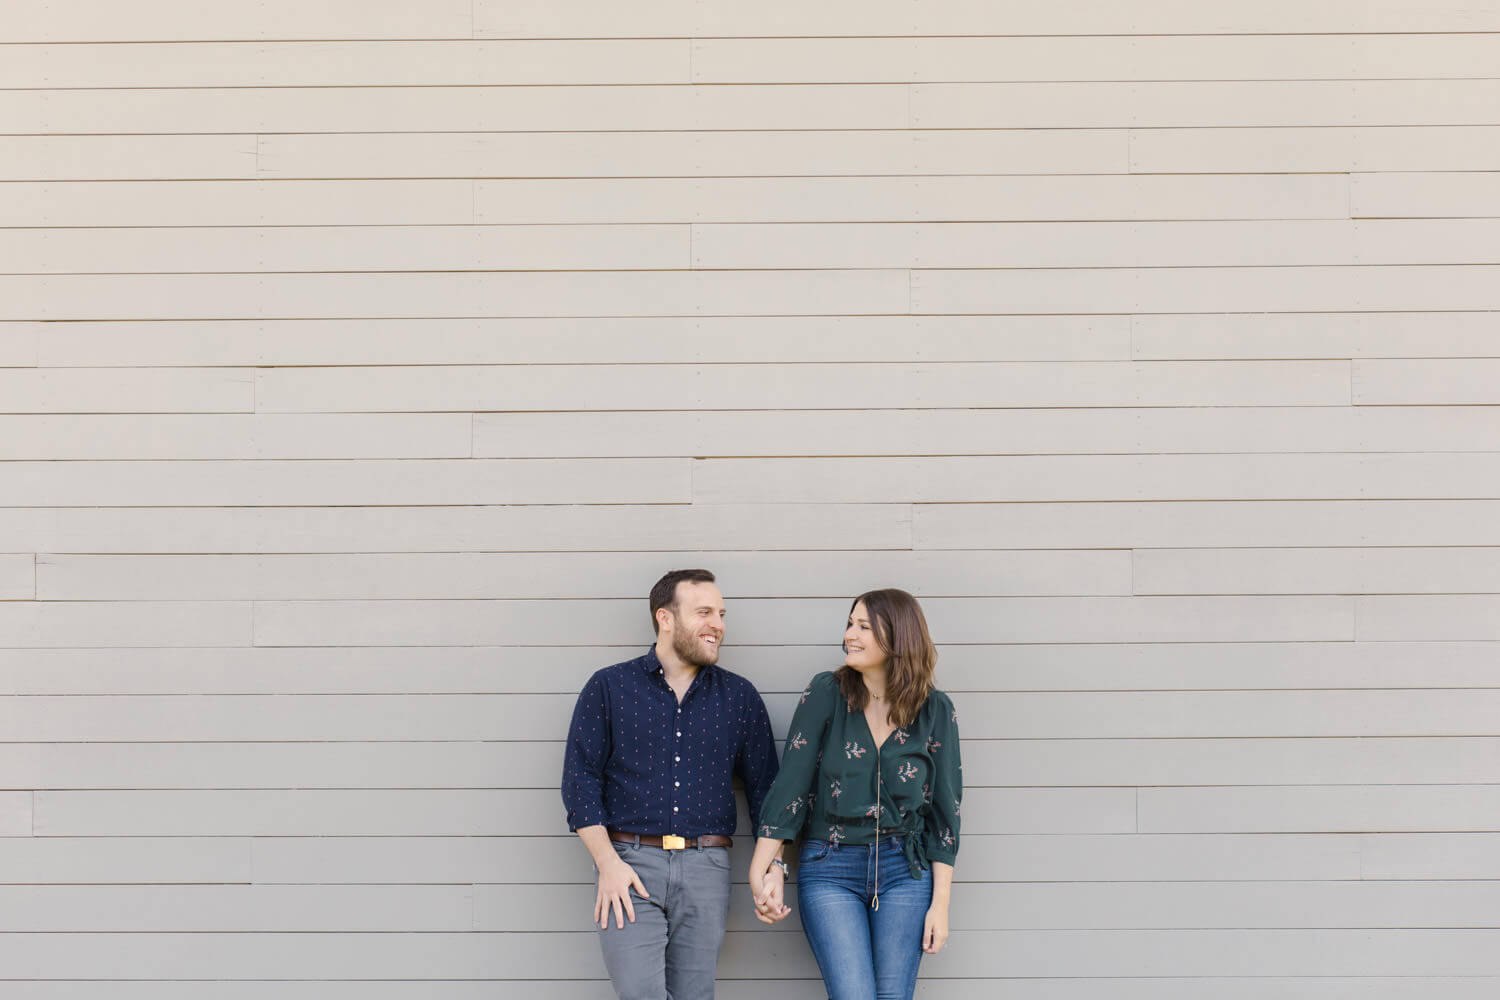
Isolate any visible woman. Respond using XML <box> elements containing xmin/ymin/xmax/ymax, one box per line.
<box><xmin>748</xmin><ymin>588</ymin><xmax>961</xmax><ymax>1000</ymax></box>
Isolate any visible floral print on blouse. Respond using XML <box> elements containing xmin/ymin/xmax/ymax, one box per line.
<box><xmin>757</xmin><ymin>671</ymin><xmax>962</xmax><ymax>875</ymax></box>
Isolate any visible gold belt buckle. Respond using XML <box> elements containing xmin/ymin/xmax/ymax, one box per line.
<box><xmin>661</xmin><ymin>835</ymin><xmax>687</xmax><ymax>850</ymax></box>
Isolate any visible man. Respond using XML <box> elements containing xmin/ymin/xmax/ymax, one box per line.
<box><xmin>561</xmin><ymin>568</ymin><xmax>783</xmax><ymax>1000</ymax></box>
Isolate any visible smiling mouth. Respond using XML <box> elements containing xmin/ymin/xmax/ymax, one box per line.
<box><xmin>700</xmin><ymin>635</ymin><xmax>719</xmax><ymax>645</ymax></box>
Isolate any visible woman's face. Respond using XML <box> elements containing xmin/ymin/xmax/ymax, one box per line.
<box><xmin>843</xmin><ymin>600</ymin><xmax>888</xmax><ymax>672</ymax></box>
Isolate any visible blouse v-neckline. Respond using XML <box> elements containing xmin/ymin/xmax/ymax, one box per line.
<box><xmin>859</xmin><ymin>704</ymin><xmax>894</xmax><ymax>752</ymax></box>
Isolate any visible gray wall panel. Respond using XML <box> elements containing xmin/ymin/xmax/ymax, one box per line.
<box><xmin>4</xmin><ymin>3</ymin><xmax>1492</xmax><ymax>993</ymax></box>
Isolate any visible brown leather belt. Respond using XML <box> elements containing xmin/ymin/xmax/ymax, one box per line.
<box><xmin>608</xmin><ymin>830</ymin><xmax>732</xmax><ymax>850</ymax></box>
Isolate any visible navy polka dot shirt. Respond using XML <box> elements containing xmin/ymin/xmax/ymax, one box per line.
<box><xmin>561</xmin><ymin>646</ymin><xmax>780</xmax><ymax>838</ymax></box>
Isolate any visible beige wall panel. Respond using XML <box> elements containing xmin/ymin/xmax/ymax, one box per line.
<box><xmin>3</xmin><ymin>85</ymin><xmax>906</xmax><ymax>135</ymax></box>
<box><xmin>38</xmin><ymin>549</ymin><xmax>1130</xmax><ymax>601</ymax></box>
<box><xmin>0</xmin><ymin>794</ymin><xmax>31</xmax><ymax>836</ymax></box>
<box><xmin>260</xmin><ymin>129</ymin><xmax>1126</xmax><ymax>179</ymax></box>
<box><xmin>477</xmin><ymin>0</ymin><xmax>1500</xmax><ymax>37</ymax></box>
<box><xmin>934</xmin><ymin>642</ymin><xmax>1500</xmax><ymax>693</ymax></box>
<box><xmin>32</xmin><ymin>317</ymin><xmax>1128</xmax><ymax>367</ymax></box>
<box><xmin>694</xmin><ymin>34</ymin><xmax>1500</xmax><ymax>83</ymax></box>
<box><xmin>258</xmin><ymin>361</ymin><xmax>1348</xmax><ymax>413</ymax></box>
<box><xmin>1362</xmin><ymin>834</ymin><xmax>1500</xmax><ymax>880</ymax></box>
<box><xmin>0</xmin><ymin>136</ymin><xmax>255</xmax><ymax>182</ymax></box>
<box><xmin>33</xmin><ymin>786</ymin><xmax>1116</xmax><ymax>836</ymax></box>
<box><xmin>1355</xmin><ymin>79</ymin><xmax>1500</xmax><ymax>125</ymax></box>
<box><xmin>7</xmin><ymin>926</ymin><xmax>1497</xmax><ymax>979</ymax></box>
<box><xmin>479</xmin><ymin>406</ymin><xmax>1500</xmax><ymax>458</ymax></box>
<box><xmin>5</xmin><ymin>226</ymin><xmax>690</xmax><ymax>274</ymax></box>
<box><xmin>21</xmin><ymin>734</ymin><xmax>1500</xmax><ymax>792</ymax></box>
<box><xmin>0</xmin><ymin>414</ymin><xmax>472</xmax><ymax>460</ymax></box>
<box><xmin>0</xmin><ymin>459</ymin><xmax>689</xmax><ymax>507</ymax></box>
<box><xmin>1353</xmin><ymin>172</ymin><xmax>1500</xmax><ymax>218</ymax></box>
<box><xmin>0</xmin><ymin>885</ymin><xmax>473</xmax><ymax>932</ymax></box>
<box><xmin>15</xmin><ymin>980</ymin><xmax>1500</xmax><ymax>1000</ymax></box>
<box><xmin>694</xmin><ymin>221</ymin><xmax>1370</xmax><ymax>270</ymax></box>
<box><xmin>0</xmin><ymin>271</ymin><xmax>908</xmax><ymax>321</ymax></box>
<box><xmin>475</xmin><ymin>175</ymin><xmax>1348</xmax><ymax>224</ymax></box>
<box><xmin>0</xmin><ymin>326</ymin><xmax>37</xmax><ymax>366</ymax></box>
<box><xmin>1355</xmin><ymin>359</ymin><xmax>1500</xmax><ymax>405</ymax></box>
<box><xmin>0</xmin><ymin>837</ymin><xmax>251</xmax><ymax>884</ymax></box>
<box><xmin>1356</xmin><ymin>596</ymin><xmax>1500</xmax><ymax>641</ymax></box>
<box><xmin>1141</xmin><ymin>785</ymin><xmax>1500</xmax><ymax>834</ymax></box>
<box><xmin>914</xmin><ymin>81</ymin><xmax>1361</xmax><ymax>129</ymax></box>
<box><xmin>0</xmin><ymin>40</ymin><xmax>688</xmax><ymax>88</ymax></box>
<box><xmin>1132</xmin><ymin>126</ymin><xmax>1500</xmax><ymax>173</ymax></box>
<box><xmin>912</xmin><ymin>265</ymin><xmax>1500</xmax><ymax>315</ymax></box>
<box><xmin>0</xmin><ymin>602</ymin><xmax>250</xmax><ymax>648</ymax></box>
<box><xmin>0</xmin><ymin>181</ymin><xmax>473</xmax><ymax>228</ymax></box>
<box><xmin>249</xmin><ymin>832</ymin><xmax>1362</xmax><ymax>885</ymax></box>
<box><xmin>7</xmin><ymin>639</ymin><xmax>1493</xmax><ymax>696</ymax></box>
<box><xmin>502</xmin><ymin>877</ymin><xmax>1500</xmax><ymax>932</ymax></box>
<box><xmin>16</xmin><ymin>688</ymin><xmax>1494</xmax><ymax>742</ymax></box>
<box><xmin>917</xmin><ymin>500</ymin><xmax>1500</xmax><ymax>549</ymax></box>
<box><xmin>990</xmin><ymin>737</ymin><xmax>1500</xmax><ymax>787</ymax></box>
<box><xmin>0</xmin><ymin>555</ymin><xmax>34</xmax><ymax>600</ymax></box>
<box><xmin>9</xmin><ymin>741</ymin><xmax>530</xmax><ymax>791</ymax></box>
<box><xmin>1133</xmin><ymin>313</ymin><xmax>1500</xmax><ymax>360</ymax></box>
<box><xmin>693</xmin><ymin>454</ymin><xmax>1500</xmax><ymax>504</ymax></box>
<box><xmin>1136</xmin><ymin>547</ymin><xmax>1500</xmax><ymax>595</ymax></box>
<box><xmin>0</xmin><ymin>504</ymin><xmax>914</xmax><ymax>554</ymax></box>
<box><xmin>7</xmin><ymin>1</ymin><xmax>472</xmax><ymax>40</ymax></box>
<box><xmin>0</xmin><ymin>369</ymin><xmax>253</xmax><ymax>414</ymax></box>
<box><xmin>251</xmin><ymin>595</ymin><xmax>1352</xmax><ymax>647</ymax></box>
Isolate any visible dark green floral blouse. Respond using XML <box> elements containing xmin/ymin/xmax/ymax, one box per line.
<box><xmin>757</xmin><ymin>671</ymin><xmax>962</xmax><ymax>875</ymax></box>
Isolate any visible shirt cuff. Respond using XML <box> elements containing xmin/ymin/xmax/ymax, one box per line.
<box><xmin>926</xmin><ymin>846</ymin><xmax>958</xmax><ymax>866</ymax></box>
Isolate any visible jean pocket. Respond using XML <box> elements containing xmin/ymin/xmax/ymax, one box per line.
<box><xmin>799</xmin><ymin>839</ymin><xmax>832</xmax><ymax>865</ymax></box>
<box><xmin>701</xmin><ymin>846</ymin><xmax>730</xmax><ymax>870</ymax></box>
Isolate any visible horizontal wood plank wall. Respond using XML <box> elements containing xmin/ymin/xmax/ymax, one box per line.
<box><xmin>2</xmin><ymin>1</ymin><xmax>1498</xmax><ymax>996</ymax></box>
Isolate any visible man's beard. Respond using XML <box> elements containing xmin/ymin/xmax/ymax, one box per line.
<box><xmin>671</xmin><ymin>619</ymin><xmax>720</xmax><ymax>667</ymax></box>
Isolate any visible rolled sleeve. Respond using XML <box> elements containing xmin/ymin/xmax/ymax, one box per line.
<box><xmin>736</xmin><ymin>690</ymin><xmax>781</xmax><ymax>834</ymax></box>
<box><xmin>560</xmin><ymin>671</ymin><xmax>611</xmax><ymax>831</ymax></box>
<box><xmin>923</xmin><ymin>692</ymin><xmax>963</xmax><ymax>866</ymax></box>
<box><xmin>756</xmin><ymin>671</ymin><xmax>838</xmax><ymax>840</ymax></box>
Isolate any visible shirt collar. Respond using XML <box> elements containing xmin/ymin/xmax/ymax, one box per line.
<box><xmin>641</xmin><ymin>646</ymin><xmax>663</xmax><ymax>674</ymax></box>
<box><xmin>640</xmin><ymin>644</ymin><xmax>716</xmax><ymax>682</ymax></box>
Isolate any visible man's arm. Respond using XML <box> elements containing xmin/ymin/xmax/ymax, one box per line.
<box><xmin>577</xmin><ymin>824</ymin><xmax>649</xmax><ymax>930</ymax></box>
<box><xmin>561</xmin><ymin>673</ymin><xmax>647</xmax><ymax>929</ymax></box>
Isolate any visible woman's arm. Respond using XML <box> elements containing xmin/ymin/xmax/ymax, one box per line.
<box><xmin>748</xmin><ymin>836</ymin><xmax>791</xmax><ymax>924</ymax></box>
<box><xmin>923</xmin><ymin>861</ymin><xmax>953</xmax><ymax>953</ymax></box>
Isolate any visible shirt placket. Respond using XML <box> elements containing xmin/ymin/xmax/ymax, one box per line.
<box><xmin>669</xmin><ymin>689</ymin><xmax>684</xmax><ymax>833</ymax></box>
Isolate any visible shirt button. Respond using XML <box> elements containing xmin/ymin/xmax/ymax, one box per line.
<box><xmin>675</xmin><ymin>781</ymin><xmax>680</xmax><ymax>788</ymax></box>
<box><xmin>675</xmin><ymin>731</ymin><xmax>682</xmax><ymax>737</ymax></box>
<box><xmin>673</xmin><ymin>806</ymin><xmax>679</xmax><ymax>812</ymax></box>
<box><xmin>674</xmin><ymin>756</ymin><xmax>680</xmax><ymax>762</ymax></box>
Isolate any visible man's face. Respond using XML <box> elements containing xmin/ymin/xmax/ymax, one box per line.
<box><xmin>664</xmin><ymin>581</ymin><xmax>725</xmax><ymax>667</ymax></box>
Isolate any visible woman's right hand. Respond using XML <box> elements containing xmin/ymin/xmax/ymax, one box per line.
<box><xmin>749</xmin><ymin>863</ymin><xmax>791</xmax><ymax>924</ymax></box>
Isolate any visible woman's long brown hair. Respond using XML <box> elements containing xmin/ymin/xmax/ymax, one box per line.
<box><xmin>836</xmin><ymin>588</ymin><xmax>936</xmax><ymax>730</ymax></box>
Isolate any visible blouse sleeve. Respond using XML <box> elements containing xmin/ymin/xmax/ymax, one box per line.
<box><xmin>755</xmin><ymin>671</ymin><xmax>839</xmax><ymax>840</ymax></box>
<box><xmin>923</xmin><ymin>691</ymin><xmax>963</xmax><ymax>866</ymax></box>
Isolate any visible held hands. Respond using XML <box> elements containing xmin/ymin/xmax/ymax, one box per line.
<box><xmin>749</xmin><ymin>863</ymin><xmax>792</xmax><ymax>924</ymax></box>
<box><xmin>922</xmin><ymin>901</ymin><xmax>949</xmax><ymax>954</ymax></box>
<box><xmin>594</xmin><ymin>855</ymin><xmax>649</xmax><ymax>930</ymax></box>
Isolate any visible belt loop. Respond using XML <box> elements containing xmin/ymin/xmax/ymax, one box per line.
<box><xmin>633</xmin><ymin>833</ymin><xmax>640</xmax><ymax>849</ymax></box>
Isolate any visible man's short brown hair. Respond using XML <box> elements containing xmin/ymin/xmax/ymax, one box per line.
<box><xmin>649</xmin><ymin>569</ymin><xmax>717</xmax><ymax>633</ymax></box>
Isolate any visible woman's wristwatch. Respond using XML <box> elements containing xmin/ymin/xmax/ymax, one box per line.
<box><xmin>769</xmin><ymin>858</ymin><xmax>790</xmax><ymax>877</ymax></box>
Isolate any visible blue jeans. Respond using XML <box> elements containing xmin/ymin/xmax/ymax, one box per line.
<box><xmin>796</xmin><ymin>837</ymin><xmax>931</xmax><ymax>1000</ymax></box>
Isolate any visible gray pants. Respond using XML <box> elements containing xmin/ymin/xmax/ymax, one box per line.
<box><xmin>597</xmin><ymin>839</ymin><xmax>733</xmax><ymax>1000</ymax></box>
